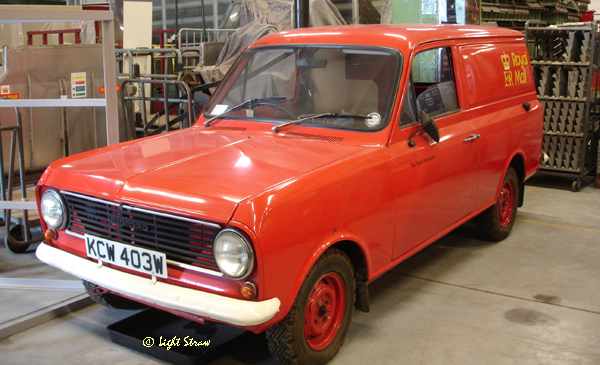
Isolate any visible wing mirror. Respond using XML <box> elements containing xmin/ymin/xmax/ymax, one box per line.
<box><xmin>408</xmin><ymin>111</ymin><xmax>440</xmax><ymax>147</ymax></box>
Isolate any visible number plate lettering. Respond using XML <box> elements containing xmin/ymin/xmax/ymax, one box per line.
<box><xmin>85</xmin><ymin>234</ymin><xmax>167</xmax><ymax>278</ymax></box>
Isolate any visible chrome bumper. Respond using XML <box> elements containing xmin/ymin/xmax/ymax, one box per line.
<box><xmin>36</xmin><ymin>243</ymin><xmax>280</xmax><ymax>326</ymax></box>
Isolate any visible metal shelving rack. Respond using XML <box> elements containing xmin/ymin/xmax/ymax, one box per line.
<box><xmin>0</xmin><ymin>6</ymin><xmax>119</xmax><ymax>147</ymax></box>
<box><xmin>526</xmin><ymin>21</ymin><xmax>600</xmax><ymax>191</ymax></box>
<box><xmin>0</xmin><ymin>6</ymin><xmax>119</xmax><ymax>249</ymax></box>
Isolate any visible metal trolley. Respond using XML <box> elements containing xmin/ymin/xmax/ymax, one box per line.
<box><xmin>0</xmin><ymin>8</ymin><xmax>120</xmax><ymax>252</ymax></box>
<box><xmin>0</xmin><ymin>103</ymin><xmax>44</xmax><ymax>253</ymax></box>
<box><xmin>526</xmin><ymin>21</ymin><xmax>600</xmax><ymax>191</ymax></box>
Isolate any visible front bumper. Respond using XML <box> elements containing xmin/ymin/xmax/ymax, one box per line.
<box><xmin>36</xmin><ymin>243</ymin><xmax>280</xmax><ymax>327</ymax></box>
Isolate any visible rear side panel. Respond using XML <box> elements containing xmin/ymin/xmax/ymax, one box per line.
<box><xmin>460</xmin><ymin>41</ymin><xmax>534</xmax><ymax>106</ymax></box>
<box><xmin>456</xmin><ymin>39</ymin><xmax>542</xmax><ymax>204</ymax></box>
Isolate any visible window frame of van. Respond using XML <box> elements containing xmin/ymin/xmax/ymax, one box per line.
<box><xmin>399</xmin><ymin>45</ymin><xmax>461</xmax><ymax>129</ymax></box>
<box><xmin>202</xmin><ymin>45</ymin><xmax>404</xmax><ymax>133</ymax></box>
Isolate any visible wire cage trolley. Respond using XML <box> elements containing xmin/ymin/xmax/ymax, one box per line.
<box><xmin>0</xmin><ymin>102</ymin><xmax>44</xmax><ymax>253</ymax></box>
<box><xmin>526</xmin><ymin>21</ymin><xmax>600</xmax><ymax>191</ymax></box>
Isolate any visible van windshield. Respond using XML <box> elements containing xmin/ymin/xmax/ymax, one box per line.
<box><xmin>204</xmin><ymin>46</ymin><xmax>402</xmax><ymax>132</ymax></box>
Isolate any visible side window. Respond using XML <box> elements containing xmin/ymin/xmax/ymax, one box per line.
<box><xmin>400</xmin><ymin>47</ymin><xmax>459</xmax><ymax>127</ymax></box>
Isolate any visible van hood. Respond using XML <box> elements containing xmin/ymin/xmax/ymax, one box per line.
<box><xmin>44</xmin><ymin>127</ymin><xmax>364</xmax><ymax>222</ymax></box>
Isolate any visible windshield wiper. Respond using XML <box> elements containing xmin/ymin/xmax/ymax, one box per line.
<box><xmin>203</xmin><ymin>96</ymin><xmax>287</xmax><ymax>127</ymax></box>
<box><xmin>271</xmin><ymin>113</ymin><xmax>369</xmax><ymax>133</ymax></box>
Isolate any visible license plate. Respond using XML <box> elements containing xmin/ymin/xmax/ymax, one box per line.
<box><xmin>85</xmin><ymin>234</ymin><xmax>168</xmax><ymax>279</ymax></box>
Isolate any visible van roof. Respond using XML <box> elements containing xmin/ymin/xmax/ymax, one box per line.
<box><xmin>258</xmin><ymin>24</ymin><xmax>524</xmax><ymax>51</ymax></box>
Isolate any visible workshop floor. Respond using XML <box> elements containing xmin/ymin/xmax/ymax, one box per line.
<box><xmin>1</xmin><ymin>175</ymin><xmax>599</xmax><ymax>365</ymax></box>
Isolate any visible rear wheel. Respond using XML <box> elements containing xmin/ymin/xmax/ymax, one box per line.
<box><xmin>266</xmin><ymin>248</ymin><xmax>355</xmax><ymax>365</ymax></box>
<box><xmin>82</xmin><ymin>280</ymin><xmax>147</xmax><ymax>310</ymax></box>
<box><xmin>476</xmin><ymin>166</ymin><xmax>519</xmax><ymax>241</ymax></box>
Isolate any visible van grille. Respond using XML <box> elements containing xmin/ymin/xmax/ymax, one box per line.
<box><xmin>62</xmin><ymin>191</ymin><xmax>221</xmax><ymax>272</ymax></box>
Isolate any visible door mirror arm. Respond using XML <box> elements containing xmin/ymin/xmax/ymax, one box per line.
<box><xmin>408</xmin><ymin>111</ymin><xmax>440</xmax><ymax>147</ymax></box>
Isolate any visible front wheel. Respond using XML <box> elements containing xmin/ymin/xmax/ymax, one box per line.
<box><xmin>476</xmin><ymin>166</ymin><xmax>519</xmax><ymax>242</ymax></box>
<box><xmin>266</xmin><ymin>248</ymin><xmax>355</xmax><ymax>365</ymax></box>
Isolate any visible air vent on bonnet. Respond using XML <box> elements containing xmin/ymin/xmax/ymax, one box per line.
<box><xmin>205</xmin><ymin>126</ymin><xmax>247</xmax><ymax>133</ymax></box>
<box><xmin>281</xmin><ymin>132</ymin><xmax>343</xmax><ymax>144</ymax></box>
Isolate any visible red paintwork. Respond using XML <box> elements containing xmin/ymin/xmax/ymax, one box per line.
<box><xmin>305</xmin><ymin>272</ymin><xmax>345</xmax><ymax>350</ymax></box>
<box><xmin>36</xmin><ymin>24</ymin><xmax>543</xmax><ymax>334</ymax></box>
<box><xmin>499</xmin><ymin>180</ymin><xmax>515</xmax><ymax>228</ymax></box>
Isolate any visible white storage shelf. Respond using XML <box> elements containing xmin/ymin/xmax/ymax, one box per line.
<box><xmin>0</xmin><ymin>6</ymin><xmax>119</xmax><ymax>210</ymax></box>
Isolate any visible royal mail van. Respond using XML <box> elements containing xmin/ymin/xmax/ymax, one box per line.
<box><xmin>36</xmin><ymin>24</ymin><xmax>543</xmax><ymax>364</ymax></box>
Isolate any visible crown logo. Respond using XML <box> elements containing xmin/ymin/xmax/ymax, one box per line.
<box><xmin>501</xmin><ymin>53</ymin><xmax>511</xmax><ymax>70</ymax></box>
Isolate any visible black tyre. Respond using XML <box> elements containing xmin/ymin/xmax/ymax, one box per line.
<box><xmin>4</xmin><ymin>225</ymin><xmax>31</xmax><ymax>254</ymax></box>
<box><xmin>82</xmin><ymin>280</ymin><xmax>147</xmax><ymax>310</ymax></box>
<box><xmin>266</xmin><ymin>248</ymin><xmax>355</xmax><ymax>365</ymax></box>
<box><xmin>476</xmin><ymin>166</ymin><xmax>519</xmax><ymax>242</ymax></box>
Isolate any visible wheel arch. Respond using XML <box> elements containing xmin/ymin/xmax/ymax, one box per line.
<box><xmin>508</xmin><ymin>152</ymin><xmax>526</xmax><ymax>207</ymax></box>
<box><xmin>329</xmin><ymin>240</ymin><xmax>370</xmax><ymax>313</ymax></box>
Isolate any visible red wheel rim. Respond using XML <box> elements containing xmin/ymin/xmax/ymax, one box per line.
<box><xmin>498</xmin><ymin>179</ymin><xmax>515</xmax><ymax>228</ymax></box>
<box><xmin>304</xmin><ymin>272</ymin><xmax>346</xmax><ymax>351</ymax></box>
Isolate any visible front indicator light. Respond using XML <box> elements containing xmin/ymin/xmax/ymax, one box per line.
<box><xmin>44</xmin><ymin>229</ymin><xmax>57</xmax><ymax>240</ymax></box>
<box><xmin>241</xmin><ymin>281</ymin><xmax>257</xmax><ymax>299</ymax></box>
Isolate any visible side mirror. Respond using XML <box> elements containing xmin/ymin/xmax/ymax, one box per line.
<box><xmin>408</xmin><ymin>111</ymin><xmax>440</xmax><ymax>147</ymax></box>
<box><xmin>420</xmin><ymin>110</ymin><xmax>440</xmax><ymax>143</ymax></box>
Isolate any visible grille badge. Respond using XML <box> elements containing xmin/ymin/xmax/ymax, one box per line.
<box><xmin>108</xmin><ymin>215</ymin><xmax>149</xmax><ymax>232</ymax></box>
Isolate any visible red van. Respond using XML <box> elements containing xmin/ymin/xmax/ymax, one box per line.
<box><xmin>36</xmin><ymin>24</ymin><xmax>543</xmax><ymax>364</ymax></box>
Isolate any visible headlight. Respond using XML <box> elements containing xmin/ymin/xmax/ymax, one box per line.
<box><xmin>213</xmin><ymin>229</ymin><xmax>254</xmax><ymax>279</ymax></box>
<box><xmin>40</xmin><ymin>190</ymin><xmax>67</xmax><ymax>229</ymax></box>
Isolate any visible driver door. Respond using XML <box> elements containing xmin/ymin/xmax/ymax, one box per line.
<box><xmin>390</xmin><ymin>45</ymin><xmax>481</xmax><ymax>259</ymax></box>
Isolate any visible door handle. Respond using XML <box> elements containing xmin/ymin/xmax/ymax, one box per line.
<box><xmin>463</xmin><ymin>134</ymin><xmax>481</xmax><ymax>142</ymax></box>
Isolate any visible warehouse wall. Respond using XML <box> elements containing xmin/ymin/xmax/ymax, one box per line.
<box><xmin>590</xmin><ymin>0</ymin><xmax>600</xmax><ymax>17</ymax></box>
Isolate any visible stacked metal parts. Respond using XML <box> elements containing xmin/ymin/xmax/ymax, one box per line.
<box><xmin>480</xmin><ymin>0</ymin><xmax>588</xmax><ymax>30</ymax></box>
<box><xmin>527</xmin><ymin>22</ymin><xmax>600</xmax><ymax>191</ymax></box>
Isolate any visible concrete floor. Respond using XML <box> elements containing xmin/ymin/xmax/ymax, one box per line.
<box><xmin>1</xmin><ymin>176</ymin><xmax>599</xmax><ymax>364</ymax></box>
